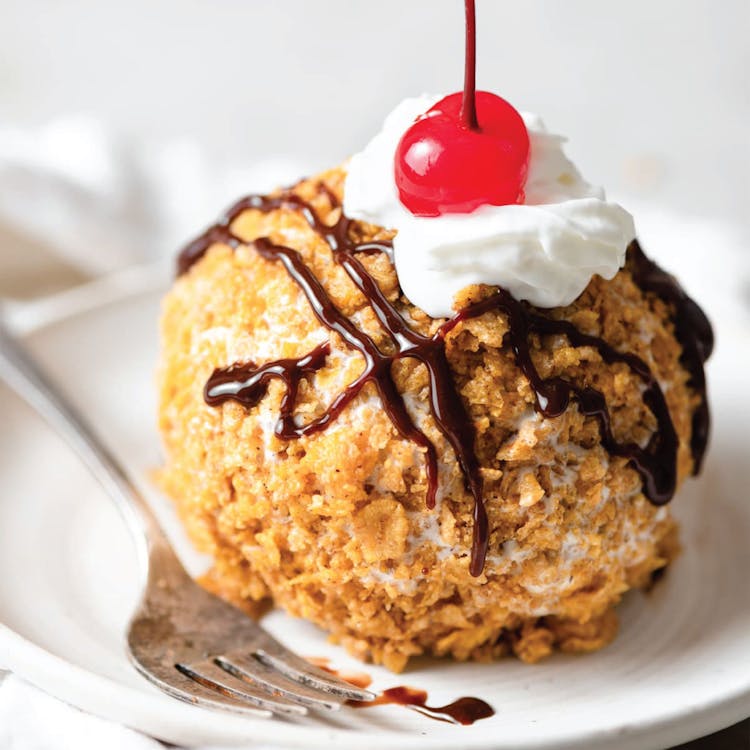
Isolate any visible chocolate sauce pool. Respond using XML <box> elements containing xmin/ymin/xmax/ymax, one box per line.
<box><xmin>309</xmin><ymin>657</ymin><xmax>494</xmax><ymax>725</ymax></box>
<box><xmin>349</xmin><ymin>686</ymin><xmax>494</xmax><ymax>725</ymax></box>
<box><xmin>178</xmin><ymin>186</ymin><xmax>711</xmax><ymax>576</ymax></box>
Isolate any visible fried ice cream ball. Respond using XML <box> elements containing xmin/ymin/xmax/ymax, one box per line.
<box><xmin>157</xmin><ymin>167</ymin><xmax>692</xmax><ymax>672</ymax></box>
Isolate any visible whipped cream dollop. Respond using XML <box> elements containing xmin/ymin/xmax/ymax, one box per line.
<box><xmin>343</xmin><ymin>95</ymin><xmax>636</xmax><ymax>318</ymax></box>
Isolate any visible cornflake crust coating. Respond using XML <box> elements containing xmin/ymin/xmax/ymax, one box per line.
<box><xmin>157</xmin><ymin>167</ymin><xmax>691</xmax><ymax>672</ymax></box>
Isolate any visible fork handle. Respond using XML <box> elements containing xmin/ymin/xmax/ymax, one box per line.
<box><xmin>0</xmin><ymin>317</ymin><xmax>173</xmax><ymax>573</ymax></box>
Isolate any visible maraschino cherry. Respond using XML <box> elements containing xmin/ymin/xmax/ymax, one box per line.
<box><xmin>394</xmin><ymin>0</ymin><xmax>530</xmax><ymax>216</ymax></box>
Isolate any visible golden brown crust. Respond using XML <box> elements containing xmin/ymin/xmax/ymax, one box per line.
<box><xmin>157</xmin><ymin>167</ymin><xmax>693</xmax><ymax>671</ymax></box>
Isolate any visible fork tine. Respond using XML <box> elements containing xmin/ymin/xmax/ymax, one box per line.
<box><xmin>176</xmin><ymin>661</ymin><xmax>308</xmax><ymax>716</ymax></box>
<box><xmin>253</xmin><ymin>647</ymin><xmax>375</xmax><ymax>702</ymax></box>
<box><xmin>137</xmin><ymin>665</ymin><xmax>272</xmax><ymax>718</ymax></box>
<box><xmin>216</xmin><ymin>653</ymin><xmax>345</xmax><ymax>711</ymax></box>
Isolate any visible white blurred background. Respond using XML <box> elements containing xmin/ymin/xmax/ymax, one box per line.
<box><xmin>0</xmin><ymin>0</ymin><xmax>748</xmax><ymax>308</ymax></box>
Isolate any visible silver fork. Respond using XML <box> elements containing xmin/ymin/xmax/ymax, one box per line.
<box><xmin>0</xmin><ymin>316</ymin><xmax>374</xmax><ymax>717</ymax></box>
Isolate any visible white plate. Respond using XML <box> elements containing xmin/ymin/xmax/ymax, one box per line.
<box><xmin>1</xmin><ymin>271</ymin><xmax>749</xmax><ymax>750</ymax></box>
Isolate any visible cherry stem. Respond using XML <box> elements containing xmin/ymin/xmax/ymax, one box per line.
<box><xmin>461</xmin><ymin>0</ymin><xmax>479</xmax><ymax>131</ymax></box>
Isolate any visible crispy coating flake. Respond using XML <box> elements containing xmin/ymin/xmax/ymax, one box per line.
<box><xmin>158</xmin><ymin>168</ymin><xmax>691</xmax><ymax>672</ymax></box>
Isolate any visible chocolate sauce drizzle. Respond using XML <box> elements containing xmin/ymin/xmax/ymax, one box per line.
<box><xmin>187</xmin><ymin>189</ymin><xmax>488</xmax><ymax>574</ymax></box>
<box><xmin>628</xmin><ymin>241</ymin><xmax>713</xmax><ymax>473</ymax></box>
<box><xmin>179</xmin><ymin>188</ymin><xmax>711</xmax><ymax>575</ymax></box>
<box><xmin>205</xmin><ymin>341</ymin><xmax>331</xmax><ymax>437</ymax></box>
<box><xmin>441</xmin><ymin>287</ymin><xmax>679</xmax><ymax>503</ymax></box>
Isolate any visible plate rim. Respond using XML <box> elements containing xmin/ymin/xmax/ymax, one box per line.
<box><xmin>1</xmin><ymin>270</ymin><xmax>749</xmax><ymax>749</ymax></box>
<box><xmin>5</xmin><ymin>614</ymin><xmax>750</xmax><ymax>750</ymax></box>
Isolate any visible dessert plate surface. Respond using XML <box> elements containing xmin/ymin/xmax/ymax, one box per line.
<box><xmin>0</xmin><ymin>270</ymin><xmax>749</xmax><ymax>750</ymax></box>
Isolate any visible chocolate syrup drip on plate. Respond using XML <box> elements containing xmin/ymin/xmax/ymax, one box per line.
<box><xmin>349</xmin><ymin>686</ymin><xmax>495</xmax><ymax>726</ymax></box>
<box><xmin>308</xmin><ymin>657</ymin><xmax>494</xmax><ymax>726</ymax></box>
<box><xmin>180</xmin><ymin>187</ymin><xmax>710</xmax><ymax>574</ymax></box>
<box><xmin>628</xmin><ymin>241</ymin><xmax>713</xmax><ymax>472</ymax></box>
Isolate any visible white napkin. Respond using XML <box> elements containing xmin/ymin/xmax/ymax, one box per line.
<box><xmin>0</xmin><ymin>116</ymin><xmax>746</xmax><ymax>749</ymax></box>
<box><xmin>0</xmin><ymin>673</ymin><xmax>165</xmax><ymax>750</ymax></box>
<box><xmin>0</xmin><ymin>672</ymin><xmax>283</xmax><ymax>750</ymax></box>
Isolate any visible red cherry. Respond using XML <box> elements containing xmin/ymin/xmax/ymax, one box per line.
<box><xmin>394</xmin><ymin>91</ymin><xmax>530</xmax><ymax>217</ymax></box>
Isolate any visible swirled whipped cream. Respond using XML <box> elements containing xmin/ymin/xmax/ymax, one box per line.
<box><xmin>343</xmin><ymin>95</ymin><xmax>635</xmax><ymax>318</ymax></box>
